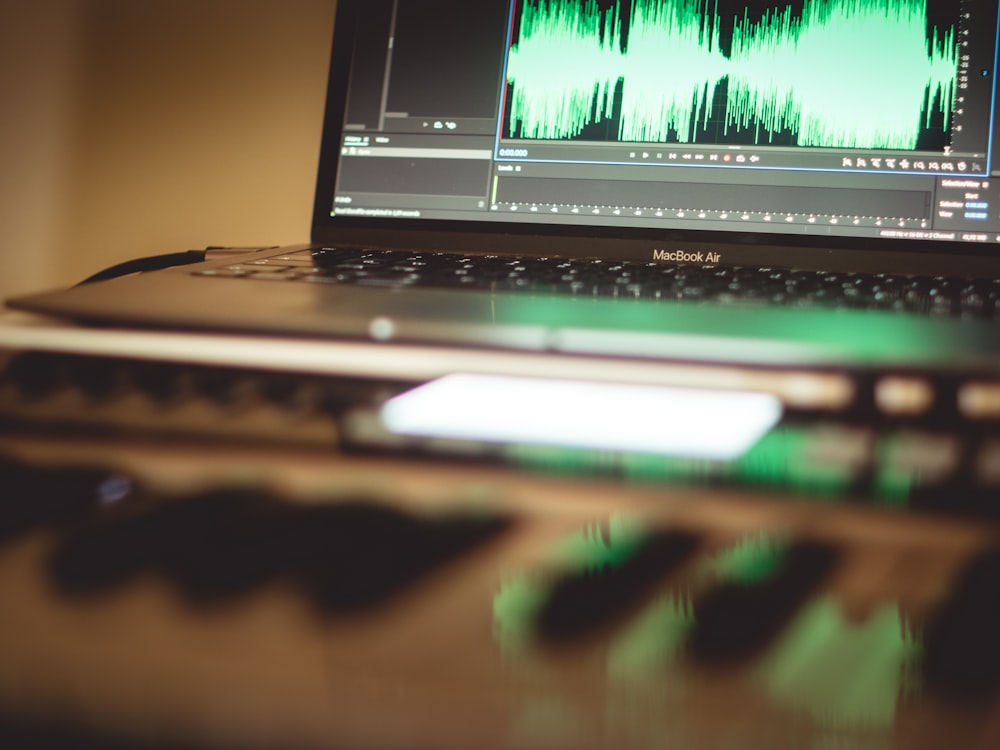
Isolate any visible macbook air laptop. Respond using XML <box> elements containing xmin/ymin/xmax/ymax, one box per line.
<box><xmin>8</xmin><ymin>0</ymin><xmax>1000</xmax><ymax>371</ymax></box>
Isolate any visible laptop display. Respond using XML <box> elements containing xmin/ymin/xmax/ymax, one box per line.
<box><xmin>315</xmin><ymin>0</ymin><xmax>1000</xmax><ymax>276</ymax></box>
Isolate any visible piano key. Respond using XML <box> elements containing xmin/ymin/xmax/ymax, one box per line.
<box><xmin>923</xmin><ymin>546</ymin><xmax>1000</xmax><ymax>694</ymax></box>
<box><xmin>0</xmin><ymin>456</ymin><xmax>137</xmax><ymax>544</ymax></box>
<box><xmin>299</xmin><ymin>506</ymin><xmax>512</xmax><ymax>613</ymax></box>
<box><xmin>534</xmin><ymin>529</ymin><xmax>699</xmax><ymax>640</ymax></box>
<box><xmin>690</xmin><ymin>538</ymin><xmax>840</xmax><ymax>663</ymax></box>
<box><xmin>48</xmin><ymin>488</ymin><xmax>273</xmax><ymax>596</ymax></box>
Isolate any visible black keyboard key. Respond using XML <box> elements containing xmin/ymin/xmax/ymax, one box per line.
<box><xmin>690</xmin><ymin>539</ymin><xmax>839</xmax><ymax>663</ymax></box>
<box><xmin>534</xmin><ymin>529</ymin><xmax>699</xmax><ymax>640</ymax></box>
<box><xmin>298</xmin><ymin>506</ymin><xmax>511</xmax><ymax>613</ymax></box>
<box><xmin>2</xmin><ymin>352</ymin><xmax>66</xmax><ymax>400</ymax></box>
<box><xmin>0</xmin><ymin>456</ymin><xmax>137</xmax><ymax>544</ymax></box>
<box><xmin>156</xmin><ymin>490</ymin><xmax>293</xmax><ymax>600</ymax></box>
<box><xmin>924</xmin><ymin>547</ymin><xmax>1000</xmax><ymax>694</ymax></box>
<box><xmin>909</xmin><ymin>481</ymin><xmax>1000</xmax><ymax>521</ymax></box>
<box><xmin>49</xmin><ymin>488</ymin><xmax>272</xmax><ymax>596</ymax></box>
<box><xmin>49</xmin><ymin>480</ymin><xmax>511</xmax><ymax>610</ymax></box>
<box><xmin>171</xmin><ymin>499</ymin><xmax>426</xmax><ymax>604</ymax></box>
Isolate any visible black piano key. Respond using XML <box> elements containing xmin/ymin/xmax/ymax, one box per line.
<box><xmin>2</xmin><ymin>352</ymin><xmax>66</xmax><ymax>400</ymax></box>
<box><xmin>0</xmin><ymin>456</ymin><xmax>137</xmax><ymax>544</ymax></box>
<box><xmin>924</xmin><ymin>546</ymin><xmax>1000</xmax><ymax>694</ymax></box>
<box><xmin>155</xmin><ymin>490</ymin><xmax>293</xmax><ymax>601</ymax></box>
<box><xmin>48</xmin><ymin>488</ymin><xmax>271</xmax><ymax>596</ymax></box>
<box><xmin>170</xmin><ymin>498</ymin><xmax>437</xmax><ymax>604</ymax></box>
<box><xmin>534</xmin><ymin>529</ymin><xmax>699</xmax><ymax>640</ymax></box>
<box><xmin>910</xmin><ymin>481</ymin><xmax>1000</xmax><ymax>521</ymax></box>
<box><xmin>690</xmin><ymin>539</ymin><xmax>840</xmax><ymax>663</ymax></box>
<box><xmin>300</xmin><ymin>507</ymin><xmax>512</xmax><ymax>613</ymax></box>
<box><xmin>49</xmin><ymin>481</ymin><xmax>512</xmax><ymax>610</ymax></box>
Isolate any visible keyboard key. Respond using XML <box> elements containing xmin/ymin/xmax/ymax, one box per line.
<box><xmin>49</xmin><ymin>488</ymin><xmax>272</xmax><ymax>596</ymax></box>
<box><xmin>0</xmin><ymin>456</ymin><xmax>137</xmax><ymax>545</ymax></box>
<box><xmin>924</xmin><ymin>547</ymin><xmax>1000</xmax><ymax>693</ymax></box>
<box><xmin>297</xmin><ymin>506</ymin><xmax>511</xmax><ymax>613</ymax></box>
<box><xmin>534</xmin><ymin>529</ymin><xmax>699</xmax><ymax>640</ymax></box>
<box><xmin>49</xmin><ymin>484</ymin><xmax>511</xmax><ymax>610</ymax></box>
<box><xmin>690</xmin><ymin>539</ymin><xmax>839</xmax><ymax>663</ymax></box>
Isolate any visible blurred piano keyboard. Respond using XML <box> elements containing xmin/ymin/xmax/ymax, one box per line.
<box><xmin>2</xmin><ymin>349</ymin><xmax>1000</xmax><ymax>750</ymax></box>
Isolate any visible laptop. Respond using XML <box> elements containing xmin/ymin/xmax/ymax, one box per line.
<box><xmin>8</xmin><ymin>0</ymin><xmax>1000</xmax><ymax>372</ymax></box>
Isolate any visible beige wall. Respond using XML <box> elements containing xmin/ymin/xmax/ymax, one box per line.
<box><xmin>0</xmin><ymin>1</ymin><xmax>85</xmax><ymax>301</ymax></box>
<box><xmin>0</xmin><ymin>0</ymin><xmax>336</xmax><ymax>302</ymax></box>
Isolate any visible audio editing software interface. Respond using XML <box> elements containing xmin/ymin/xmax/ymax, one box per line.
<box><xmin>333</xmin><ymin>0</ymin><xmax>1000</xmax><ymax>246</ymax></box>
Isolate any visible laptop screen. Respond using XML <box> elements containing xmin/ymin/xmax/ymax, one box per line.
<box><xmin>317</xmin><ymin>0</ymin><xmax>1000</xmax><ymax>271</ymax></box>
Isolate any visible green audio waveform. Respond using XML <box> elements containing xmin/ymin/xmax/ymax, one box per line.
<box><xmin>505</xmin><ymin>0</ymin><xmax>959</xmax><ymax>149</ymax></box>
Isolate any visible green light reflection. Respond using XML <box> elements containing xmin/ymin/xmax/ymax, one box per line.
<box><xmin>754</xmin><ymin>597</ymin><xmax>922</xmax><ymax>729</ymax></box>
<box><xmin>607</xmin><ymin>592</ymin><xmax>695</xmax><ymax>680</ymax></box>
<box><xmin>507</xmin><ymin>426</ymin><xmax>856</xmax><ymax>500</ymax></box>
<box><xmin>551</xmin><ymin>516</ymin><xmax>646</xmax><ymax>569</ymax></box>
<box><xmin>494</xmin><ymin>527</ymin><xmax>923</xmax><ymax>736</ymax></box>
<box><xmin>493</xmin><ymin>515</ymin><xmax>647</xmax><ymax>654</ymax></box>
<box><xmin>491</xmin><ymin>294</ymin><xmax>973</xmax><ymax>367</ymax></box>
<box><xmin>708</xmin><ymin>533</ymin><xmax>790</xmax><ymax>585</ymax></box>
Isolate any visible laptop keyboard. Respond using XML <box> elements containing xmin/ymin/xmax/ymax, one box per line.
<box><xmin>194</xmin><ymin>247</ymin><xmax>1000</xmax><ymax>318</ymax></box>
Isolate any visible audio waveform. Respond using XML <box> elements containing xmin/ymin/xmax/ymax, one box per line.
<box><xmin>505</xmin><ymin>0</ymin><xmax>959</xmax><ymax>149</ymax></box>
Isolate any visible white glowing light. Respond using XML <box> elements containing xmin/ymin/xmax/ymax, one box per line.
<box><xmin>381</xmin><ymin>374</ymin><xmax>782</xmax><ymax>460</ymax></box>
